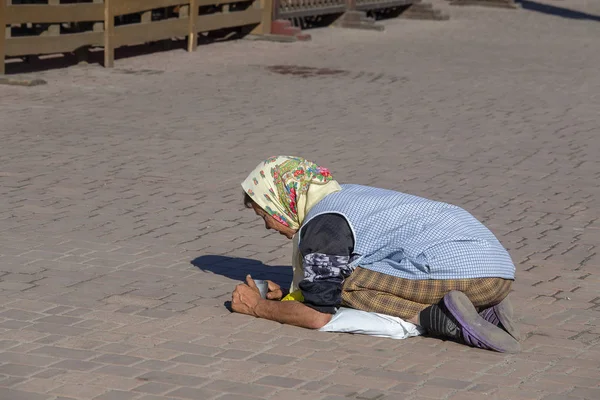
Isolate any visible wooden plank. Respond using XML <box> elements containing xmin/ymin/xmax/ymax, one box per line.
<box><xmin>5</xmin><ymin>32</ymin><xmax>103</xmax><ymax>57</ymax></box>
<box><xmin>251</xmin><ymin>0</ymin><xmax>272</xmax><ymax>35</ymax></box>
<box><xmin>112</xmin><ymin>0</ymin><xmax>188</xmax><ymax>16</ymax></box>
<box><xmin>0</xmin><ymin>0</ymin><xmax>5</xmax><ymax>75</ymax></box>
<box><xmin>195</xmin><ymin>8</ymin><xmax>262</xmax><ymax>32</ymax></box>
<box><xmin>5</xmin><ymin>4</ymin><xmax>105</xmax><ymax>24</ymax></box>
<box><xmin>104</xmin><ymin>0</ymin><xmax>114</xmax><ymax>67</ymax></box>
<box><xmin>112</xmin><ymin>18</ymin><xmax>188</xmax><ymax>48</ymax></box>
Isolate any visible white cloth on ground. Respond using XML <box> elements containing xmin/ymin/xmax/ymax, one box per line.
<box><xmin>319</xmin><ymin>307</ymin><xmax>424</xmax><ymax>339</ymax></box>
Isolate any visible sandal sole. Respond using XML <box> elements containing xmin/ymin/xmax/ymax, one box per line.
<box><xmin>445</xmin><ymin>291</ymin><xmax>521</xmax><ymax>353</ymax></box>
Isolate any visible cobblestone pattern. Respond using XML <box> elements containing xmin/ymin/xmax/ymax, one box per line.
<box><xmin>0</xmin><ymin>1</ymin><xmax>599</xmax><ymax>399</ymax></box>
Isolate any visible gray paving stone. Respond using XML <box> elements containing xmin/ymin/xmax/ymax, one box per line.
<box><xmin>35</xmin><ymin>335</ymin><xmax>66</xmax><ymax>345</ymax></box>
<box><xmin>357</xmin><ymin>389</ymin><xmax>388</xmax><ymax>400</ymax></box>
<box><xmin>136</xmin><ymin>371</ymin><xmax>206</xmax><ymax>386</ymax></box>
<box><xmin>94</xmin><ymin>366</ymin><xmax>146</xmax><ymax>378</ymax></box>
<box><xmin>427</xmin><ymin>377</ymin><xmax>471</xmax><ymax>389</ymax></box>
<box><xmin>0</xmin><ymin>340</ymin><xmax>19</xmax><ymax>350</ymax></box>
<box><xmin>203</xmin><ymin>380</ymin><xmax>276</xmax><ymax>397</ymax></box>
<box><xmin>132</xmin><ymin>360</ymin><xmax>177</xmax><ymax>371</ymax></box>
<box><xmin>158</xmin><ymin>342</ymin><xmax>221</xmax><ymax>356</ymax></box>
<box><xmin>26</xmin><ymin>323</ymin><xmax>89</xmax><ymax>336</ymax></box>
<box><xmin>216</xmin><ymin>350</ymin><xmax>254</xmax><ymax>360</ymax></box>
<box><xmin>0</xmin><ymin>376</ymin><xmax>28</xmax><ymax>387</ymax></box>
<box><xmin>164</xmin><ymin>387</ymin><xmax>220</xmax><ymax>399</ymax></box>
<box><xmin>136</xmin><ymin>309</ymin><xmax>178</xmax><ymax>319</ymax></box>
<box><xmin>254</xmin><ymin>375</ymin><xmax>305</xmax><ymax>388</ymax></box>
<box><xmin>0</xmin><ymin>320</ymin><xmax>31</xmax><ymax>330</ymax></box>
<box><xmin>169</xmin><ymin>354</ymin><xmax>219</xmax><ymax>366</ymax></box>
<box><xmin>569</xmin><ymin>387</ymin><xmax>600</xmax><ymax>399</ymax></box>
<box><xmin>0</xmin><ymin>309</ymin><xmax>44</xmax><ymax>321</ymax></box>
<box><xmin>0</xmin><ymin>352</ymin><xmax>59</xmax><ymax>367</ymax></box>
<box><xmin>93</xmin><ymin>390</ymin><xmax>140</xmax><ymax>400</ymax></box>
<box><xmin>0</xmin><ymin>363</ymin><xmax>42</xmax><ymax>377</ymax></box>
<box><xmin>34</xmin><ymin>316</ymin><xmax>83</xmax><ymax>326</ymax></box>
<box><xmin>217</xmin><ymin>395</ymin><xmax>265</xmax><ymax>400</ymax></box>
<box><xmin>29</xmin><ymin>346</ymin><xmax>97</xmax><ymax>360</ymax></box>
<box><xmin>50</xmin><ymin>360</ymin><xmax>103</xmax><ymax>371</ymax></box>
<box><xmin>135</xmin><ymin>395</ymin><xmax>167</xmax><ymax>400</ymax></box>
<box><xmin>132</xmin><ymin>382</ymin><xmax>177</xmax><ymax>395</ymax></box>
<box><xmin>43</xmin><ymin>306</ymin><xmax>75</xmax><ymax>315</ymax></box>
<box><xmin>32</xmin><ymin>369</ymin><xmax>67</xmax><ymax>379</ymax></box>
<box><xmin>0</xmin><ymin>388</ymin><xmax>51</xmax><ymax>400</ymax></box>
<box><xmin>96</xmin><ymin>343</ymin><xmax>136</xmax><ymax>354</ymax></box>
<box><xmin>92</xmin><ymin>354</ymin><xmax>144</xmax><ymax>366</ymax></box>
<box><xmin>248</xmin><ymin>353</ymin><xmax>296</xmax><ymax>365</ymax></box>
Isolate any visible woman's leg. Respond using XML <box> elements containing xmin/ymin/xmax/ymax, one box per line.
<box><xmin>341</xmin><ymin>266</ymin><xmax>512</xmax><ymax>320</ymax></box>
<box><xmin>341</xmin><ymin>267</ymin><xmax>520</xmax><ymax>352</ymax></box>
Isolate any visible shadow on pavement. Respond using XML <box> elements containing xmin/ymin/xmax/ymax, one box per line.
<box><xmin>516</xmin><ymin>0</ymin><xmax>600</xmax><ymax>21</ymax></box>
<box><xmin>190</xmin><ymin>255</ymin><xmax>292</xmax><ymax>289</ymax></box>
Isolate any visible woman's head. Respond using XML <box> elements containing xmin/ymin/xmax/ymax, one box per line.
<box><xmin>243</xmin><ymin>192</ymin><xmax>297</xmax><ymax>239</ymax></box>
<box><xmin>241</xmin><ymin>156</ymin><xmax>341</xmax><ymax>237</ymax></box>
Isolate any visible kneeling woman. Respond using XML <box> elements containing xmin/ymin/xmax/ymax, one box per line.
<box><xmin>232</xmin><ymin>156</ymin><xmax>520</xmax><ymax>353</ymax></box>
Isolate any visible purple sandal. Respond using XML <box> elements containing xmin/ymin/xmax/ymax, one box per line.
<box><xmin>479</xmin><ymin>294</ymin><xmax>520</xmax><ymax>341</ymax></box>
<box><xmin>444</xmin><ymin>291</ymin><xmax>521</xmax><ymax>353</ymax></box>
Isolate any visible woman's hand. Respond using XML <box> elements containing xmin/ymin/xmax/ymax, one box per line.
<box><xmin>266</xmin><ymin>280</ymin><xmax>285</xmax><ymax>300</ymax></box>
<box><xmin>231</xmin><ymin>275</ymin><xmax>262</xmax><ymax>316</ymax></box>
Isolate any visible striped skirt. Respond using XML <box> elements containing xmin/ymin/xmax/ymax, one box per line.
<box><xmin>341</xmin><ymin>267</ymin><xmax>513</xmax><ymax>319</ymax></box>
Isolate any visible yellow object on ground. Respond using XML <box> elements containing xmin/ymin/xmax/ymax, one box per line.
<box><xmin>281</xmin><ymin>290</ymin><xmax>304</xmax><ymax>302</ymax></box>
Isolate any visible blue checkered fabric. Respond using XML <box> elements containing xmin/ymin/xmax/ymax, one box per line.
<box><xmin>299</xmin><ymin>184</ymin><xmax>515</xmax><ymax>280</ymax></box>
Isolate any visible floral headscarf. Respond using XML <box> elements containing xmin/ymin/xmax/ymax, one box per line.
<box><xmin>241</xmin><ymin>156</ymin><xmax>341</xmax><ymax>231</ymax></box>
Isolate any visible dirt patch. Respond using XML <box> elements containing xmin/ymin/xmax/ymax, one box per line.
<box><xmin>266</xmin><ymin>65</ymin><xmax>348</xmax><ymax>78</ymax></box>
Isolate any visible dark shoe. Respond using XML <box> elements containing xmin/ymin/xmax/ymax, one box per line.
<box><xmin>444</xmin><ymin>291</ymin><xmax>521</xmax><ymax>353</ymax></box>
<box><xmin>479</xmin><ymin>294</ymin><xmax>520</xmax><ymax>341</ymax></box>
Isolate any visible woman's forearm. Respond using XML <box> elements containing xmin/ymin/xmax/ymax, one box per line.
<box><xmin>254</xmin><ymin>300</ymin><xmax>332</xmax><ymax>329</ymax></box>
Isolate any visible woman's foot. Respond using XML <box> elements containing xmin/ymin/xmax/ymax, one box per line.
<box><xmin>443</xmin><ymin>291</ymin><xmax>521</xmax><ymax>353</ymax></box>
<box><xmin>419</xmin><ymin>291</ymin><xmax>521</xmax><ymax>353</ymax></box>
<box><xmin>479</xmin><ymin>294</ymin><xmax>520</xmax><ymax>341</ymax></box>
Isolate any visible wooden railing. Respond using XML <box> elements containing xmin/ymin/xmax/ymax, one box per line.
<box><xmin>354</xmin><ymin>0</ymin><xmax>413</xmax><ymax>11</ymax></box>
<box><xmin>276</xmin><ymin>0</ymin><xmax>346</xmax><ymax>19</ymax></box>
<box><xmin>275</xmin><ymin>0</ymin><xmax>412</xmax><ymax>19</ymax></box>
<box><xmin>1</xmin><ymin>0</ymin><xmax>272</xmax><ymax>74</ymax></box>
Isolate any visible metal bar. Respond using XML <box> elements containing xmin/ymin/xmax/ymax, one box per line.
<box><xmin>104</xmin><ymin>0</ymin><xmax>114</xmax><ymax>67</ymax></box>
<box><xmin>0</xmin><ymin>0</ymin><xmax>6</xmax><ymax>75</ymax></box>
<box><xmin>277</xmin><ymin>4</ymin><xmax>346</xmax><ymax>19</ymax></box>
<box><xmin>355</xmin><ymin>0</ymin><xmax>412</xmax><ymax>10</ymax></box>
<box><xmin>277</xmin><ymin>0</ymin><xmax>413</xmax><ymax>20</ymax></box>
<box><xmin>273</xmin><ymin>0</ymin><xmax>281</xmax><ymax>20</ymax></box>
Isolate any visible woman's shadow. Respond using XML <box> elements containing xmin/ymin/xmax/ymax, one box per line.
<box><xmin>190</xmin><ymin>255</ymin><xmax>292</xmax><ymax>310</ymax></box>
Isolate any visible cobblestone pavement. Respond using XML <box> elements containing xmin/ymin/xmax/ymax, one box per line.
<box><xmin>1</xmin><ymin>1</ymin><xmax>599</xmax><ymax>399</ymax></box>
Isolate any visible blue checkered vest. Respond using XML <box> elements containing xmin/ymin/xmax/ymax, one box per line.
<box><xmin>299</xmin><ymin>184</ymin><xmax>515</xmax><ymax>280</ymax></box>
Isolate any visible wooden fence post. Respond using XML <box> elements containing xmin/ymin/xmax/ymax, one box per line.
<box><xmin>0</xmin><ymin>0</ymin><xmax>6</xmax><ymax>75</ymax></box>
<box><xmin>187</xmin><ymin>0</ymin><xmax>197</xmax><ymax>52</ymax></box>
<box><xmin>252</xmin><ymin>0</ymin><xmax>273</xmax><ymax>35</ymax></box>
<box><xmin>44</xmin><ymin>0</ymin><xmax>60</xmax><ymax>37</ymax></box>
<box><xmin>104</xmin><ymin>0</ymin><xmax>114</xmax><ymax>67</ymax></box>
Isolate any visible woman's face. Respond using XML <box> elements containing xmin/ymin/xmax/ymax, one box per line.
<box><xmin>251</xmin><ymin>203</ymin><xmax>297</xmax><ymax>239</ymax></box>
